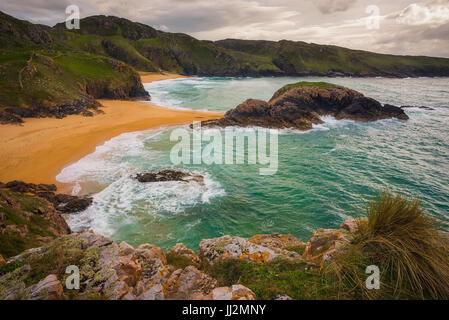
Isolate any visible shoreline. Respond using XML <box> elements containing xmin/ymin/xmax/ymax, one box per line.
<box><xmin>0</xmin><ymin>72</ymin><xmax>222</xmax><ymax>194</ymax></box>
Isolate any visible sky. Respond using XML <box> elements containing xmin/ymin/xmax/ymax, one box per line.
<box><xmin>1</xmin><ymin>0</ymin><xmax>449</xmax><ymax>57</ymax></box>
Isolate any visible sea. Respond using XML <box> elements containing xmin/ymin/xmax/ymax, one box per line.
<box><xmin>56</xmin><ymin>76</ymin><xmax>449</xmax><ymax>250</ymax></box>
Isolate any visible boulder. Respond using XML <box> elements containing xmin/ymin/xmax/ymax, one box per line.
<box><xmin>28</xmin><ymin>274</ymin><xmax>63</xmax><ymax>300</ymax></box>
<box><xmin>198</xmin><ymin>235</ymin><xmax>279</xmax><ymax>265</ymax></box>
<box><xmin>167</xmin><ymin>243</ymin><xmax>200</xmax><ymax>266</ymax></box>
<box><xmin>165</xmin><ymin>266</ymin><xmax>217</xmax><ymax>300</ymax></box>
<box><xmin>249</xmin><ymin>233</ymin><xmax>306</xmax><ymax>251</ymax></box>
<box><xmin>303</xmin><ymin>229</ymin><xmax>350</xmax><ymax>267</ymax></box>
<box><xmin>340</xmin><ymin>219</ymin><xmax>361</xmax><ymax>233</ymax></box>
<box><xmin>207</xmin><ymin>285</ymin><xmax>256</xmax><ymax>300</ymax></box>
<box><xmin>274</xmin><ymin>294</ymin><xmax>292</xmax><ymax>300</ymax></box>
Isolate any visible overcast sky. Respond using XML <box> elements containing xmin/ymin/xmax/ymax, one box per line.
<box><xmin>1</xmin><ymin>0</ymin><xmax>448</xmax><ymax>57</ymax></box>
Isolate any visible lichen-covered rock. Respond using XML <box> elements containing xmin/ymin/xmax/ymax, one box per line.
<box><xmin>136</xmin><ymin>243</ymin><xmax>169</xmax><ymax>286</ymax></box>
<box><xmin>27</xmin><ymin>274</ymin><xmax>63</xmax><ymax>300</ymax></box>
<box><xmin>199</xmin><ymin>235</ymin><xmax>304</xmax><ymax>266</ymax></box>
<box><xmin>249</xmin><ymin>233</ymin><xmax>306</xmax><ymax>251</ymax></box>
<box><xmin>167</xmin><ymin>243</ymin><xmax>200</xmax><ymax>266</ymax></box>
<box><xmin>340</xmin><ymin>219</ymin><xmax>361</xmax><ymax>233</ymax></box>
<box><xmin>199</xmin><ymin>235</ymin><xmax>280</xmax><ymax>265</ymax></box>
<box><xmin>207</xmin><ymin>285</ymin><xmax>256</xmax><ymax>300</ymax></box>
<box><xmin>164</xmin><ymin>266</ymin><xmax>217</xmax><ymax>300</ymax></box>
<box><xmin>303</xmin><ymin>229</ymin><xmax>350</xmax><ymax>267</ymax></box>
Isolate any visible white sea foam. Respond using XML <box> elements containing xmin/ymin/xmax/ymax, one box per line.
<box><xmin>64</xmin><ymin>171</ymin><xmax>225</xmax><ymax>236</ymax></box>
<box><xmin>57</xmin><ymin>126</ymin><xmax>225</xmax><ymax>235</ymax></box>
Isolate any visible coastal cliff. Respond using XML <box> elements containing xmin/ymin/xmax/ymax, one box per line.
<box><xmin>0</xmin><ymin>12</ymin><xmax>150</xmax><ymax>124</ymax></box>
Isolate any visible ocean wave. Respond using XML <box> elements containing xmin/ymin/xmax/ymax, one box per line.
<box><xmin>64</xmin><ymin>171</ymin><xmax>225</xmax><ymax>236</ymax></box>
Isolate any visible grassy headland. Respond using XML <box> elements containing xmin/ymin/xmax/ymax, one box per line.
<box><xmin>2</xmin><ymin>11</ymin><xmax>449</xmax><ymax>123</ymax></box>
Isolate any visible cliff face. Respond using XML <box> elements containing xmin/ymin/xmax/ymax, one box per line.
<box><xmin>0</xmin><ymin>181</ymin><xmax>95</xmax><ymax>259</ymax></box>
<box><xmin>202</xmin><ymin>82</ymin><xmax>408</xmax><ymax>130</ymax></box>
<box><xmin>0</xmin><ymin>185</ymin><xmax>70</xmax><ymax>259</ymax></box>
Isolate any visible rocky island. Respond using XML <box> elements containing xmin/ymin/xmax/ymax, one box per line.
<box><xmin>201</xmin><ymin>82</ymin><xmax>409</xmax><ymax>130</ymax></box>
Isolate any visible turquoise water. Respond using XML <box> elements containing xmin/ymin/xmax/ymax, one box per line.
<box><xmin>57</xmin><ymin>77</ymin><xmax>449</xmax><ymax>250</ymax></box>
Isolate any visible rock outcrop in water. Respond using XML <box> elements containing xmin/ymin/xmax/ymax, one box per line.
<box><xmin>0</xmin><ymin>218</ymin><xmax>362</xmax><ymax>300</ymax></box>
<box><xmin>201</xmin><ymin>82</ymin><xmax>409</xmax><ymax>130</ymax></box>
<box><xmin>135</xmin><ymin>170</ymin><xmax>204</xmax><ymax>185</ymax></box>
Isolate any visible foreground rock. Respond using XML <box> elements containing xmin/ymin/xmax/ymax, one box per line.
<box><xmin>0</xmin><ymin>218</ymin><xmax>361</xmax><ymax>300</ymax></box>
<box><xmin>0</xmin><ymin>231</ymin><xmax>256</xmax><ymax>300</ymax></box>
<box><xmin>135</xmin><ymin>170</ymin><xmax>204</xmax><ymax>185</ymax></box>
<box><xmin>201</xmin><ymin>82</ymin><xmax>408</xmax><ymax>130</ymax></box>
<box><xmin>198</xmin><ymin>234</ymin><xmax>304</xmax><ymax>265</ymax></box>
<box><xmin>2</xmin><ymin>181</ymin><xmax>92</xmax><ymax>214</ymax></box>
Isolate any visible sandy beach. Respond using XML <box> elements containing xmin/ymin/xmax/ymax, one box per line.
<box><xmin>0</xmin><ymin>73</ymin><xmax>222</xmax><ymax>193</ymax></box>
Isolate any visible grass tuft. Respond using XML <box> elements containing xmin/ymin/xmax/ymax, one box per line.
<box><xmin>328</xmin><ymin>191</ymin><xmax>449</xmax><ymax>299</ymax></box>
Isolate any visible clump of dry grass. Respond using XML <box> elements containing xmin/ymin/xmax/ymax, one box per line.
<box><xmin>328</xmin><ymin>191</ymin><xmax>449</xmax><ymax>299</ymax></box>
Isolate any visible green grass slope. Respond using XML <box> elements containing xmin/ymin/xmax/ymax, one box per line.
<box><xmin>0</xmin><ymin>12</ymin><xmax>148</xmax><ymax>123</ymax></box>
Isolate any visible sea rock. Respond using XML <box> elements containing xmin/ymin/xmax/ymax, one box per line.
<box><xmin>27</xmin><ymin>274</ymin><xmax>63</xmax><ymax>300</ymax></box>
<box><xmin>401</xmin><ymin>105</ymin><xmax>435</xmax><ymax>111</ymax></box>
<box><xmin>201</xmin><ymin>83</ymin><xmax>408</xmax><ymax>130</ymax></box>
<box><xmin>135</xmin><ymin>170</ymin><xmax>204</xmax><ymax>185</ymax></box>
<box><xmin>303</xmin><ymin>228</ymin><xmax>350</xmax><ymax>267</ymax></box>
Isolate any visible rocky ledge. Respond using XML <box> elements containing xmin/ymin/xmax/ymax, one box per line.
<box><xmin>0</xmin><ymin>218</ymin><xmax>362</xmax><ymax>300</ymax></box>
<box><xmin>1</xmin><ymin>181</ymin><xmax>92</xmax><ymax>214</ymax></box>
<box><xmin>201</xmin><ymin>82</ymin><xmax>409</xmax><ymax>130</ymax></box>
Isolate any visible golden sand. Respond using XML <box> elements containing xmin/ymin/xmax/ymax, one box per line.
<box><xmin>0</xmin><ymin>73</ymin><xmax>222</xmax><ymax>193</ymax></box>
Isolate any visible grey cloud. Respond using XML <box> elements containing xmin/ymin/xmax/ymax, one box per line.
<box><xmin>0</xmin><ymin>0</ymin><xmax>448</xmax><ymax>57</ymax></box>
<box><xmin>313</xmin><ymin>0</ymin><xmax>358</xmax><ymax>14</ymax></box>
